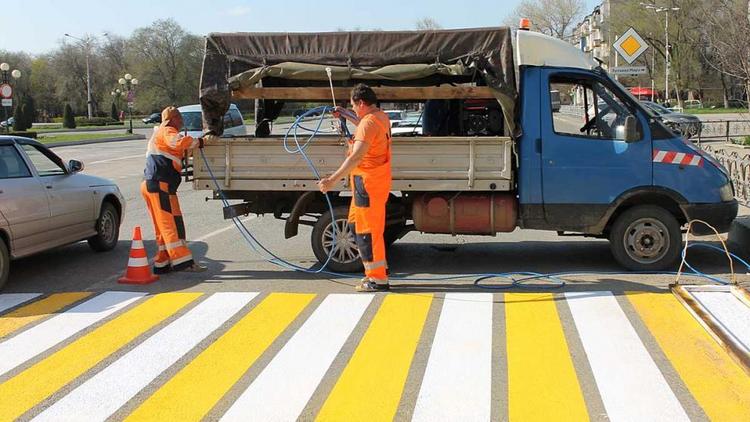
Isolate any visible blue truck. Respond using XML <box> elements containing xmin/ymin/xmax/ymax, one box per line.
<box><xmin>193</xmin><ymin>26</ymin><xmax>737</xmax><ymax>272</ymax></box>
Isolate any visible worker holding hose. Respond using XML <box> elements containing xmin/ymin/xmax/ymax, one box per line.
<box><xmin>318</xmin><ymin>84</ymin><xmax>392</xmax><ymax>292</ymax></box>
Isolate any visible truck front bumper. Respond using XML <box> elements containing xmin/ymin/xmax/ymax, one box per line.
<box><xmin>683</xmin><ymin>200</ymin><xmax>738</xmax><ymax>235</ymax></box>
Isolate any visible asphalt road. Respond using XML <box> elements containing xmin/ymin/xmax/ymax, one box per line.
<box><xmin>2</xmin><ymin>137</ymin><xmax>749</xmax><ymax>421</ymax></box>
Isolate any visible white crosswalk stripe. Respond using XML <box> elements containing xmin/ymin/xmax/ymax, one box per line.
<box><xmin>0</xmin><ymin>292</ymin><xmax>144</xmax><ymax>377</ymax></box>
<box><xmin>0</xmin><ymin>293</ymin><xmax>41</xmax><ymax>315</ymax></box>
<box><xmin>221</xmin><ymin>294</ymin><xmax>373</xmax><ymax>422</ymax></box>
<box><xmin>412</xmin><ymin>293</ymin><xmax>493</xmax><ymax>422</ymax></box>
<box><xmin>32</xmin><ymin>292</ymin><xmax>257</xmax><ymax>422</ymax></box>
<box><xmin>565</xmin><ymin>291</ymin><xmax>690</xmax><ymax>422</ymax></box>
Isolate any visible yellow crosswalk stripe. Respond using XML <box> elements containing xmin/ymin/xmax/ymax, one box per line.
<box><xmin>0</xmin><ymin>292</ymin><xmax>91</xmax><ymax>339</ymax></box>
<box><xmin>505</xmin><ymin>293</ymin><xmax>589</xmax><ymax>421</ymax></box>
<box><xmin>0</xmin><ymin>292</ymin><xmax>200</xmax><ymax>422</ymax></box>
<box><xmin>125</xmin><ymin>292</ymin><xmax>314</xmax><ymax>422</ymax></box>
<box><xmin>316</xmin><ymin>294</ymin><xmax>433</xmax><ymax>422</ymax></box>
<box><xmin>627</xmin><ymin>292</ymin><xmax>750</xmax><ymax>422</ymax></box>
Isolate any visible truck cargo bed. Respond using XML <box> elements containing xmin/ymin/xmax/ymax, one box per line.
<box><xmin>192</xmin><ymin>136</ymin><xmax>513</xmax><ymax>192</ymax></box>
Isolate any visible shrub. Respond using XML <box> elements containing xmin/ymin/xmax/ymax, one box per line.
<box><xmin>110</xmin><ymin>102</ymin><xmax>118</xmax><ymax>121</ymax></box>
<box><xmin>73</xmin><ymin>116</ymin><xmax>120</xmax><ymax>126</ymax></box>
<box><xmin>63</xmin><ymin>104</ymin><xmax>76</xmax><ymax>129</ymax></box>
<box><xmin>12</xmin><ymin>104</ymin><xmax>26</xmax><ymax>131</ymax></box>
<box><xmin>21</xmin><ymin>96</ymin><xmax>35</xmax><ymax>130</ymax></box>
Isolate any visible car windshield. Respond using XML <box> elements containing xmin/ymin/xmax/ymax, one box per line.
<box><xmin>180</xmin><ymin>111</ymin><xmax>202</xmax><ymax>131</ymax></box>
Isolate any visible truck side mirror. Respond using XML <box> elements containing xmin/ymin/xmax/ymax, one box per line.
<box><xmin>616</xmin><ymin>115</ymin><xmax>639</xmax><ymax>142</ymax></box>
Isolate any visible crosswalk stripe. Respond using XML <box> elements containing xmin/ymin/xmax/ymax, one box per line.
<box><xmin>220</xmin><ymin>294</ymin><xmax>373</xmax><ymax>422</ymax></box>
<box><xmin>0</xmin><ymin>291</ymin><xmax>144</xmax><ymax>378</ymax></box>
<box><xmin>565</xmin><ymin>291</ymin><xmax>690</xmax><ymax>422</ymax></box>
<box><xmin>32</xmin><ymin>292</ymin><xmax>257</xmax><ymax>422</ymax></box>
<box><xmin>125</xmin><ymin>293</ymin><xmax>314</xmax><ymax>422</ymax></box>
<box><xmin>316</xmin><ymin>294</ymin><xmax>433</xmax><ymax>422</ymax></box>
<box><xmin>628</xmin><ymin>292</ymin><xmax>750</xmax><ymax>421</ymax></box>
<box><xmin>0</xmin><ymin>293</ymin><xmax>91</xmax><ymax>339</ymax></box>
<box><xmin>505</xmin><ymin>293</ymin><xmax>589</xmax><ymax>421</ymax></box>
<box><xmin>0</xmin><ymin>293</ymin><xmax>41</xmax><ymax>315</ymax></box>
<box><xmin>0</xmin><ymin>292</ymin><xmax>201</xmax><ymax>422</ymax></box>
<box><xmin>691</xmin><ymin>290</ymin><xmax>750</xmax><ymax>351</ymax></box>
<box><xmin>411</xmin><ymin>293</ymin><xmax>493</xmax><ymax>422</ymax></box>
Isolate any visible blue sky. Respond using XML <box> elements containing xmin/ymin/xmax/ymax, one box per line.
<box><xmin>2</xmin><ymin>0</ymin><xmax>599</xmax><ymax>54</ymax></box>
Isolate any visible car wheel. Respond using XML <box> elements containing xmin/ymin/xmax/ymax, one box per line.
<box><xmin>311</xmin><ymin>206</ymin><xmax>363</xmax><ymax>273</ymax></box>
<box><xmin>0</xmin><ymin>238</ymin><xmax>9</xmax><ymax>290</ymax></box>
<box><xmin>609</xmin><ymin>205</ymin><xmax>682</xmax><ymax>271</ymax></box>
<box><xmin>88</xmin><ymin>202</ymin><xmax>120</xmax><ymax>252</ymax></box>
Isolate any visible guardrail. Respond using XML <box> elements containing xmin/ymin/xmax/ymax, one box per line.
<box><xmin>696</xmin><ymin>120</ymin><xmax>750</xmax><ymax>145</ymax></box>
<box><xmin>701</xmin><ymin>143</ymin><xmax>750</xmax><ymax>206</ymax></box>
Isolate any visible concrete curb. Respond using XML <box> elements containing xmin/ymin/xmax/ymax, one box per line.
<box><xmin>35</xmin><ymin>125</ymin><xmax>151</xmax><ymax>134</ymax></box>
<box><xmin>46</xmin><ymin>134</ymin><xmax>146</xmax><ymax>148</ymax></box>
<box><xmin>728</xmin><ymin>216</ymin><xmax>750</xmax><ymax>260</ymax></box>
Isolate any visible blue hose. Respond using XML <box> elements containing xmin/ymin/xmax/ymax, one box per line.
<box><xmin>198</xmin><ymin>107</ymin><xmax>747</xmax><ymax>289</ymax></box>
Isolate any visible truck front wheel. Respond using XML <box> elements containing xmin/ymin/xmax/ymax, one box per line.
<box><xmin>311</xmin><ymin>206</ymin><xmax>364</xmax><ymax>273</ymax></box>
<box><xmin>609</xmin><ymin>205</ymin><xmax>682</xmax><ymax>271</ymax></box>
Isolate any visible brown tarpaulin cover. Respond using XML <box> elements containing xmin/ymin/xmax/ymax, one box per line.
<box><xmin>199</xmin><ymin>27</ymin><xmax>518</xmax><ymax>136</ymax></box>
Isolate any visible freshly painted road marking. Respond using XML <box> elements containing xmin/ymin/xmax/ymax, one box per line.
<box><xmin>505</xmin><ymin>293</ymin><xmax>589</xmax><ymax>421</ymax></box>
<box><xmin>566</xmin><ymin>291</ymin><xmax>689</xmax><ymax>422</ymax></box>
<box><xmin>33</xmin><ymin>292</ymin><xmax>257</xmax><ymax>422</ymax></box>
<box><xmin>0</xmin><ymin>293</ymin><xmax>200</xmax><ymax>422</ymax></box>
<box><xmin>628</xmin><ymin>292</ymin><xmax>750</xmax><ymax>421</ymax></box>
<box><xmin>192</xmin><ymin>216</ymin><xmax>257</xmax><ymax>243</ymax></box>
<box><xmin>0</xmin><ymin>293</ymin><xmax>90</xmax><ymax>338</ymax></box>
<box><xmin>412</xmin><ymin>293</ymin><xmax>493</xmax><ymax>422</ymax></box>
<box><xmin>221</xmin><ymin>294</ymin><xmax>373</xmax><ymax>422</ymax></box>
<box><xmin>126</xmin><ymin>293</ymin><xmax>314</xmax><ymax>422</ymax></box>
<box><xmin>0</xmin><ymin>293</ymin><xmax>41</xmax><ymax>315</ymax></box>
<box><xmin>87</xmin><ymin>154</ymin><xmax>144</xmax><ymax>165</ymax></box>
<box><xmin>0</xmin><ymin>292</ymin><xmax>144</xmax><ymax>377</ymax></box>
<box><xmin>691</xmin><ymin>291</ymin><xmax>750</xmax><ymax>352</ymax></box>
<box><xmin>316</xmin><ymin>294</ymin><xmax>433</xmax><ymax>422</ymax></box>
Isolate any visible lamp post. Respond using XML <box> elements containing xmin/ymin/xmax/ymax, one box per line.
<box><xmin>640</xmin><ymin>3</ymin><xmax>680</xmax><ymax>104</ymax></box>
<box><xmin>118</xmin><ymin>74</ymin><xmax>138</xmax><ymax>134</ymax></box>
<box><xmin>64</xmin><ymin>33</ymin><xmax>97</xmax><ymax>119</ymax></box>
<box><xmin>0</xmin><ymin>63</ymin><xmax>22</xmax><ymax>133</ymax></box>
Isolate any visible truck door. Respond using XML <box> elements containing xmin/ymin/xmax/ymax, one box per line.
<box><xmin>540</xmin><ymin>70</ymin><xmax>652</xmax><ymax>230</ymax></box>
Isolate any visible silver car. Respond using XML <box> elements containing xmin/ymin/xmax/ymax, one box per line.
<box><xmin>0</xmin><ymin>136</ymin><xmax>125</xmax><ymax>289</ymax></box>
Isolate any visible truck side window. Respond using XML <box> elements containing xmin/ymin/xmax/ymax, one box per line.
<box><xmin>0</xmin><ymin>145</ymin><xmax>32</xmax><ymax>179</ymax></box>
<box><xmin>550</xmin><ymin>76</ymin><xmax>642</xmax><ymax>141</ymax></box>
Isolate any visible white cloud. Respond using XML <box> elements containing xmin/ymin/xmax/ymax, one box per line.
<box><xmin>224</xmin><ymin>6</ymin><xmax>251</xmax><ymax>17</ymax></box>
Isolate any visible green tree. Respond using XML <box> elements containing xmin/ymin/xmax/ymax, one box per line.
<box><xmin>110</xmin><ymin>102</ymin><xmax>118</xmax><ymax>121</ymax></box>
<box><xmin>12</xmin><ymin>103</ymin><xmax>25</xmax><ymax>131</ymax></box>
<box><xmin>22</xmin><ymin>96</ymin><xmax>35</xmax><ymax>129</ymax></box>
<box><xmin>63</xmin><ymin>104</ymin><xmax>76</xmax><ymax>129</ymax></box>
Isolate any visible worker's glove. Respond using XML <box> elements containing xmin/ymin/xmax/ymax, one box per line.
<box><xmin>201</xmin><ymin>134</ymin><xmax>220</xmax><ymax>147</ymax></box>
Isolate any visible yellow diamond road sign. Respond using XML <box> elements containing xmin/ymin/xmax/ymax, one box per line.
<box><xmin>613</xmin><ymin>28</ymin><xmax>649</xmax><ymax>64</ymax></box>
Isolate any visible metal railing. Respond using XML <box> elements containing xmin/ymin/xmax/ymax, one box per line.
<box><xmin>696</xmin><ymin>119</ymin><xmax>750</xmax><ymax>145</ymax></box>
<box><xmin>701</xmin><ymin>143</ymin><xmax>750</xmax><ymax>206</ymax></box>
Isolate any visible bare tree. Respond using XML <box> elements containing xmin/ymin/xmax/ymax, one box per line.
<box><xmin>505</xmin><ymin>0</ymin><xmax>585</xmax><ymax>40</ymax></box>
<box><xmin>416</xmin><ymin>17</ymin><xmax>442</xmax><ymax>30</ymax></box>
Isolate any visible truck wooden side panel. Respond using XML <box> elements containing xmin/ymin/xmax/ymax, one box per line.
<box><xmin>192</xmin><ymin>136</ymin><xmax>514</xmax><ymax>192</ymax></box>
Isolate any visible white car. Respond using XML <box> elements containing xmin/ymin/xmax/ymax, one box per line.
<box><xmin>178</xmin><ymin>104</ymin><xmax>247</xmax><ymax>137</ymax></box>
<box><xmin>0</xmin><ymin>136</ymin><xmax>125</xmax><ymax>289</ymax></box>
<box><xmin>384</xmin><ymin>110</ymin><xmax>407</xmax><ymax>128</ymax></box>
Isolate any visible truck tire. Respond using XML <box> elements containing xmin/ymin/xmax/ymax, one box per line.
<box><xmin>311</xmin><ymin>206</ymin><xmax>363</xmax><ymax>273</ymax></box>
<box><xmin>88</xmin><ymin>202</ymin><xmax>120</xmax><ymax>252</ymax></box>
<box><xmin>0</xmin><ymin>238</ymin><xmax>9</xmax><ymax>290</ymax></box>
<box><xmin>609</xmin><ymin>205</ymin><xmax>682</xmax><ymax>271</ymax></box>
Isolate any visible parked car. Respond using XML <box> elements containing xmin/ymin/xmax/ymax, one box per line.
<box><xmin>178</xmin><ymin>104</ymin><xmax>247</xmax><ymax>138</ymax></box>
<box><xmin>142</xmin><ymin>113</ymin><xmax>161</xmax><ymax>124</ymax></box>
<box><xmin>391</xmin><ymin>112</ymin><xmax>423</xmax><ymax>135</ymax></box>
<box><xmin>683</xmin><ymin>99</ymin><xmax>703</xmax><ymax>109</ymax></box>
<box><xmin>641</xmin><ymin>101</ymin><xmax>703</xmax><ymax>139</ymax></box>
<box><xmin>0</xmin><ymin>117</ymin><xmax>15</xmax><ymax>128</ymax></box>
<box><xmin>385</xmin><ymin>110</ymin><xmax>407</xmax><ymax>128</ymax></box>
<box><xmin>0</xmin><ymin>136</ymin><xmax>125</xmax><ymax>289</ymax></box>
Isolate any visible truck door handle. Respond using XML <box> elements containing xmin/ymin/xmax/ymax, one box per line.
<box><xmin>45</xmin><ymin>185</ymin><xmax>53</xmax><ymax>189</ymax></box>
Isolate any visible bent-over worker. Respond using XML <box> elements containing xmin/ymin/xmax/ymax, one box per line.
<box><xmin>141</xmin><ymin>106</ymin><xmax>206</xmax><ymax>273</ymax></box>
<box><xmin>318</xmin><ymin>84</ymin><xmax>392</xmax><ymax>292</ymax></box>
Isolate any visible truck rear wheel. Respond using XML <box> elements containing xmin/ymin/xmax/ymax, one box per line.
<box><xmin>311</xmin><ymin>206</ymin><xmax>363</xmax><ymax>273</ymax></box>
<box><xmin>609</xmin><ymin>205</ymin><xmax>682</xmax><ymax>271</ymax></box>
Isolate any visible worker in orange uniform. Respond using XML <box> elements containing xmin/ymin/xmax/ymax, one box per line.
<box><xmin>141</xmin><ymin>106</ymin><xmax>207</xmax><ymax>273</ymax></box>
<box><xmin>318</xmin><ymin>84</ymin><xmax>392</xmax><ymax>292</ymax></box>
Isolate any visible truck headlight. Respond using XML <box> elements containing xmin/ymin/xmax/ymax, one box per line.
<box><xmin>719</xmin><ymin>183</ymin><xmax>734</xmax><ymax>201</ymax></box>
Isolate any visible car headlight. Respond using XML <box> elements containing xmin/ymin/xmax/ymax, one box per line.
<box><xmin>719</xmin><ymin>182</ymin><xmax>734</xmax><ymax>201</ymax></box>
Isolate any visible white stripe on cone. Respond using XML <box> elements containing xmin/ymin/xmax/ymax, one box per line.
<box><xmin>127</xmin><ymin>257</ymin><xmax>149</xmax><ymax>268</ymax></box>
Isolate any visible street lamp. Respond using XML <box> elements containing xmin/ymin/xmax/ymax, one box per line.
<box><xmin>119</xmin><ymin>74</ymin><xmax>138</xmax><ymax>133</ymax></box>
<box><xmin>0</xmin><ymin>62</ymin><xmax>22</xmax><ymax>133</ymax></box>
<box><xmin>64</xmin><ymin>33</ymin><xmax>96</xmax><ymax>119</ymax></box>
<box><xmin>640</xmin><ymin>3</ymin><xmax>680</xmax><ymax>104</ymax></box>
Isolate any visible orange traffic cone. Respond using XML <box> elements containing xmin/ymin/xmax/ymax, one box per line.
<box><xmin>118</xmin><ymin>226</ymin><xmax>159</xmax><ymax>285</ymax></box>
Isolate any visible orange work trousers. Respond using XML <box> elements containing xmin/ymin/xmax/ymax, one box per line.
<box><xmin>348</xmin><ymin>170</ymin><xmax>391</xmax><ymax>281</ymax></box>
<box><xmin>140</xmin><ymin>181</ymin><xmax>194</xmax><ymax>272</ymax></box>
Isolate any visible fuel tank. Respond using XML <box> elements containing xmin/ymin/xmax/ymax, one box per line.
<box><xmin>411</xmin><ymin>192</ymin><xmax>518</xmax><ymax>235</ymax></box>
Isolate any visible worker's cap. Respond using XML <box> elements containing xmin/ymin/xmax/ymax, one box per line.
<box><xmin>160</xmin><ymin>106</ymin><xmax>182</xmax><ymax>127</ymax></box>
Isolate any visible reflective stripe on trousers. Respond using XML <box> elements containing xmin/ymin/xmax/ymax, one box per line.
<box><xmin>348</xmin><ymin>170</ymin><xmax>391</xmax><ymax>281</ymax></box>
<box><xmin>140</xmin><ymin>181</ymin><xmax>194</xmax><ymax>271</ymax></box>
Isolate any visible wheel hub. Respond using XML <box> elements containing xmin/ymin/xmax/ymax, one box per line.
<box><xmin>322</xmin><ymin>218</ymin><xmax>359</xmax><ymax>264</ymax></box>
<box><xmin>624</xmin><ymin>218</ymin><xmax>670</xmax><ymax>264</ymax></box>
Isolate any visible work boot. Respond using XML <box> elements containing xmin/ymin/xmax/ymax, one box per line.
<box><xmin>355</xmin><ymin>277</ymin><xmax>389</xmax><ymax>292</ymax></box>
<box><xmin>180</xmin><ymin>262</ymin><xmax>207</xmax><ymax>273</ymax></box>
